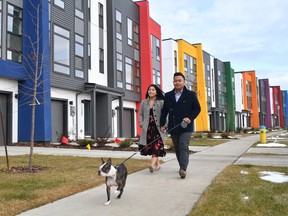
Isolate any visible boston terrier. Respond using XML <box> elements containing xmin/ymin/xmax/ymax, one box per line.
<box><xmin>98</xmin><ymin>158</ymin><xmax>128</xmax><ymax>205</ymax></box>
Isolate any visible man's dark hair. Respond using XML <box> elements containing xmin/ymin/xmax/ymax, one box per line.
<box><xmin>174</xmin><ymin>72</ymin><xmax>185</xmax><ymax>80</ymax></box>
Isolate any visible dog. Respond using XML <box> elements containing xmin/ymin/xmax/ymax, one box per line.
<box><xmin>98</xmin><ymin>158</ymin><xmax>128</xmax><ymax>206</ymax></box>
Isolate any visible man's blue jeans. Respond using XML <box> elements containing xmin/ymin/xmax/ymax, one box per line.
<box><xmin>171</xmin><ymin>132</ymin><xmax>192</xmax><ymax>171</ymax></box>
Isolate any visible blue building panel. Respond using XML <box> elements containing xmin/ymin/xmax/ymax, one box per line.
<box><xmin>18</xmin><ymin>0</ymin><xmax>52</xmax><ymax>142</ymax></box>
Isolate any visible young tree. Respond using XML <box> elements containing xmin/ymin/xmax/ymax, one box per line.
<box><xmin>18</xmin><ymin>0</ymin><xmax>51</xmax><ymax>171</ymax></box>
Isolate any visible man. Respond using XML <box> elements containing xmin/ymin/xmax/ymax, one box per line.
<box><xmin>160</xmin><ymin>72</ymin><xmax>201</xmax><ymax>178</ymax></box>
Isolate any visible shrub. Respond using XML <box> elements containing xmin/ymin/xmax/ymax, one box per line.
<box><xmin>194</xmin><ymin>133</ymin><xmax>203</xmax><ymax>139</ymax></box>
<box><xmin>119</xmin><ymin>139</ymin><xmax>133</xmax><ymax>148</ymax></box>
<box><xmin>77</xmin><ymin>139</ymin><xmax>96</xmax><ymax>147</ymax></box>
<box><xmin>207</xmin><ymin>132</ymin><xmax>214</xmax><ymax>139</ymax></box>
<box><xmin>221</xmin><ymin>132</ymin><xmax>230</xmax><ymax>139</ymax></box>
<box><xmin>95</xmin><ymin>127</ymin><xmax>111</xmax><ymax>147</ymax></box>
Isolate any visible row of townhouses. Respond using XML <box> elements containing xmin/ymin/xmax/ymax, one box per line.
<box><xmin>0</xmin><ymin>0</ymin><xmax>287</xmax><ymax>145</ymax></box>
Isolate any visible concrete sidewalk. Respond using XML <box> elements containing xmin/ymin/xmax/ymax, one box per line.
<box><xmin>1</xmin><ymin>135</ymin><xmax>286</xmax><ymax>216</ymax></box>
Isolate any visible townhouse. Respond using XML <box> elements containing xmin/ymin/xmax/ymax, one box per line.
<box><xmin>0</xmin><ymin>0</ymin><xmax>161</xmax><ymax>145</ymax></box>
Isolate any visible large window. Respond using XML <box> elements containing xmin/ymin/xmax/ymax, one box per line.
<box><xmin>54</xmin><ymin>0</ymin><xmax>64</xmax><ymax>9</ymax></box>
<box><xmin>98</xmin><ymin>3</ymin><xmax>103</xmax><ymax>28</ymax></box>
<box><xmin>127</xmin><ymin>18</ymin><xmax>132</xmax><ymax>46</ymax></box>
<box><xmin>125</xmin><ymin>57</ymin><xmax>133</xmax><ymax>90</ymax></box>
<box><xmin>75</xmin><ymin>34</ymin><xmax>84</xmax><ymax>78</ymax></box>
<box><xmin>7</xmin><ymin>4</ymin><xmax>22</xmax><ymax>63</ymax></box>
<box><xmin>116</xmin><ymin>10</ymin><xmax>122</xmax><ymax>40</ymax></box>
<box><xmin>156</xmin><ymin>38</ymin><xmax>160</xmax><ymax>61</ymax></box>
<box><xmin>53</xmin><ymin>25</ymin><xmax>70</xmax><ymax>74</ymax></box>
<box><xmin>75</xmin><ymin>0</ymin><xmax>83</xmax><ymax>19</ymax></box>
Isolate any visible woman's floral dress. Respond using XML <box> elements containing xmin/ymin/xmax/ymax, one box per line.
<box><xmin>139</xmin><ymin>108</ymin><xmax>166</xmax><ymax>157</ymax></box>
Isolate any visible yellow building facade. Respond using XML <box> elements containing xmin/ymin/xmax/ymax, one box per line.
<box><xmin>177</xmin><ymin>40</ymin><xmax>209</xmax><ymax>132</ymax></box>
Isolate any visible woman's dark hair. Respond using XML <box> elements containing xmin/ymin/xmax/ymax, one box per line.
<box><xmin>145</xmin><ymin>84</ymin><xmax>165</xmax><ymax>100</ymax></box>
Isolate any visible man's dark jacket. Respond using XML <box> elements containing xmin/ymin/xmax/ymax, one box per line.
<box><xmin>160</xmin><ymin>86</ymin><xmax>201</xmax><ymax>134</ymax></box>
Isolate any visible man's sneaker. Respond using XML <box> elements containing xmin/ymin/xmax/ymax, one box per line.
<box><xmin>179</xmin><ymin>169</ymin><xmax>186</xmax><ymax>179</ymax></box>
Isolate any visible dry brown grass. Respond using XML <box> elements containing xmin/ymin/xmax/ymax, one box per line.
<box><xmin>0</xmin><ymin>154</ymin><xmax>150</xmax><ymax>216</ymax></box>
<box><xmin>189</xmin><ymin>165</ymin><xmax>288</xmax><ymax>216</ymax></box>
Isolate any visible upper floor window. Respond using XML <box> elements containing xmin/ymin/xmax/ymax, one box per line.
<box><xmin>99</xmin><ymin>3</ymin><xmax>103</xmax><ymax>28</ymax></box>
<box><xmin>75</xmin><ymin>34</ymin><xmax>84</xmax><ymax>78</ymax></box>
<box><xmin>116</xmin><ymin>10</ymin><xmax>122</xmax><ymax>40</ymax></box>
<box><xmin>54</xmin><ymin>0</ymin><xmax>64</xmax><ymax>9</ymax></box>
<box><xmin>156</xmin><ymin>38</ymin><xmax>160</xmax><ymax>61</ymax></box>
<box><xmin>53</xmin><ymin>25</ymin><xmax>70</xmax><ymax>74</ymax></box>
<box><xmin>184</xmin><ymin>54</ymin><xmax>188</xmax><ymax>72</ymax></box>
<box><xmin>7</xmin><ymin>4</ymin><xmax>22</xmax><ymax>63</ymax></box>
<box><xmin>99</xmin><ymin>48</ymin><xmax>104</xmax><ymax>74</ymax></box>
<box><xmin>75</xmin><ymin>0</ymin><xmax>83</xmax><ymax>19</ymax></box>
<box><xmin>127</xmin><ymin>18</ymin><xmax>132</xmax><ymax>46</ymax></box>
<box><xmin>174</xmin><ymin>50</ymin><xmax>177</xmax><ymax>73</ymax></box>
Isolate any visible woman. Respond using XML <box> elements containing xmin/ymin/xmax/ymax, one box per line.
<box><xmin>138</xmin><ymin>84</ymin><xmax>166</xmax><ymax>173</ymax></box>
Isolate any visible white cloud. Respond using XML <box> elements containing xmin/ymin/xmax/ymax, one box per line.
<box><xmin>147</xmin><ymin>0</ymin><xmax>288</xmax><ymax>90</ymax></box>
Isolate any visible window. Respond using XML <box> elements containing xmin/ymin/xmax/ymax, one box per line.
<box><xmin>117</xmin><ymin>53</ymin><xmax>123</xmax><ymax>88</ymax></box>
<box><xmin>99</xmin><ymin>3</ymin><xmax>103</xmax><ymax>28</ymax></box>
<box><xmin>153</xmin><ymin>69</ymin><xmax>161</xmax><ymax>86</ymax></box>
<box><xmin>75</xmin><ymin>0</ymin><xmax>83</xmax><ymax>19</ymax></box>
<box><xmin>174</xmin><ymin>51</ymin><xmax>177</xmax><ymax>73</ymax></box>
<box><xmin>7</xmin><ymin>4</ymin><xmax>22</xmax><ymax>63</ymax></box>
<box><xmin>184</xmin><ymin>54</ymin><xmax>188</xmax><ymax>72</ymax></box>
<box><xmin>127</xmin><ymin>18</ymin><xmax>132</xmax><ymax>46</ymax></box>
<box><xmin>88</xmin><ymin>43</ymin><xmax>91</xmax><ymax>69</ymax></box>
<box><xmin>99</xmin><ymin>48</ymin><xmax>104</xmax><ymax>74</ymax></box>
<box><xmin>75</xmin><ymin>34</ymin><xmax>84</xmax><ymax>78</ymax></box>
<box><xmin>156</xmin><ymin>38</ymin><xmax>160</xmax><ymax>61</ymax></box>
<box><xmin>116</xmin><ymin>10</ymin><xmax>122</xmax><ymax>40</ymax></box>
<box><xmin>134</xmin><ymin>60</ymin><xmax>140</xmax><ymax>92</ymax></box>
<box><xmin>53</xmin><ymin>25</ymin><xmax>70</xmax><ymax>74</ymax></box>
<box><xmin>54</xmin><ymin>0</ymin><xmax>64</xmax><ymax>9</ymax></box>
<box><xmin>125</xmin><ymin>57</ymin><xmax>133</xmax><ymax>90</ymax></box>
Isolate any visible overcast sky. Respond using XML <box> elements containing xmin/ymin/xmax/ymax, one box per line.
<box><xmin>146</xmin><ymin>0</ymin><xmax>288</xmax><ymax>90</ymax></box>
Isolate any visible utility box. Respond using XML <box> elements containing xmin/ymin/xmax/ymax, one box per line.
<box><xmin>259</xmin><ymin>125</ymin><xmax>266</xmax><ymax>144</ymax></box>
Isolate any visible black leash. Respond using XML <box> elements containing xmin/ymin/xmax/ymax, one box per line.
<box><xmin>120</xmin><ymin>122</ymin><xmax>183</xmax><ymax>164</ymax></box>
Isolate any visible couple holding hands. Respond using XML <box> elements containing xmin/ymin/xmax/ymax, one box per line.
<box><xmin>138</xmin><ymin>72</ymin><xmax>201</xmax><ymax>179</ymax></box>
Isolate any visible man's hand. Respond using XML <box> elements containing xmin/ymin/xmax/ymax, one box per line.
<box><xmin>183</xmin><ymin>118</ymin><xmax>191</xmax><ymax>124</ymax></box>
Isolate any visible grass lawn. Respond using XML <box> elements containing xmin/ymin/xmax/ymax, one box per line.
<box><xmin>189</xmin><ymin>164</ymin><xmax>288</xmax><ymax>216</ymax></box>
<box><xmin>0</xmin><ymin>155</ymin><xmax>150</xmax><ymax>216</ymax></box>
<box><xmin>165</xmin><ymin>137</ymin><xmax>228</xmax><ymax>148</ymax></box>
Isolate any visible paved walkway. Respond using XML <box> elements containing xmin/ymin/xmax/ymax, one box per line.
<box><xmin>1</xmin><ymin>135</ymin><xmax>287</xmax><ymax>216</ymax></box>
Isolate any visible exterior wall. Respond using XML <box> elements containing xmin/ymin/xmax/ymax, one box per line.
<box><xmin>0</xmin><ymin>78</ymin><xmax>18</xmax><ymax>143</ymax></box>
<box><xmin>282</xmin><ymin>90</ymin><xmax>288</xmax><ymax>128</ymax></box>
<box><xmin>241</xmin><ymin>71</ymin><xmax>259</xmax><ymax>128</ymax></box>
<box><xmin>214</xmin><ymin>59</ymin><xmax>227</xmax><ymax>131</ymax></box>
<box><xmin>50</xmin><ymin>0</ymin><xmax>88</xmax><ymax>91</ymax></box>
<box><xmin>176</xmin><ymin>40</ymin><xmax>208</xmax><ymax>131</ymax></box>
<box><xmin>234</xmin><ymin>73</ymin><xmax>243</xmax><ymax>128</ymax></box>
<box><xmin>224</xmin><ymin>62</ymin><xmax>236</xmax><ymax>131</ymax></box>
<box><xmin>18</xmin><ymin>0</ymin><xmax>52</xmax><ymax>142</ymax></box>
<box><xmin>135</xmin><ymin>0</ymin><xmax>162</xmax><ymax>136</ymax></box>
<box><xmin>271</xmin><ymin>86</ymin><xmax>284</xmax><ymax>128</ymax></box>
<box><xmin>51</xmin><ymin>87</ymin><xmax>78</xmax><ymax>141</ymax></box>
<box><xmin>89</xmin><ymin>0</ymin><xmax>108</xmax><ymax>85</ymax></box>
<box><xmin>162</xmin><ymin>39</ymin><xmax>178</xmax><ymax>92</ymax></box>
<box><xmin>258</xmin><ymin>79</ymin><xmax>272</xmax><ymax>128</ymax></box>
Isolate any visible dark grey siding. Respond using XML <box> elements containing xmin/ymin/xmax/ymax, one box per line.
<box><xmin>203</xmin><ymin>51</ymin><xmax>211</xmax><ymax>109</ymax></box>
<box><xmin>50</xmin><ymin>0</ymin><xmax>89</xmax><ymax>91</ymax></box>
<box><xmin>107</xmin><ymin>0</ymin><xmax>140</xmax><ymax>102</ymax></box>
